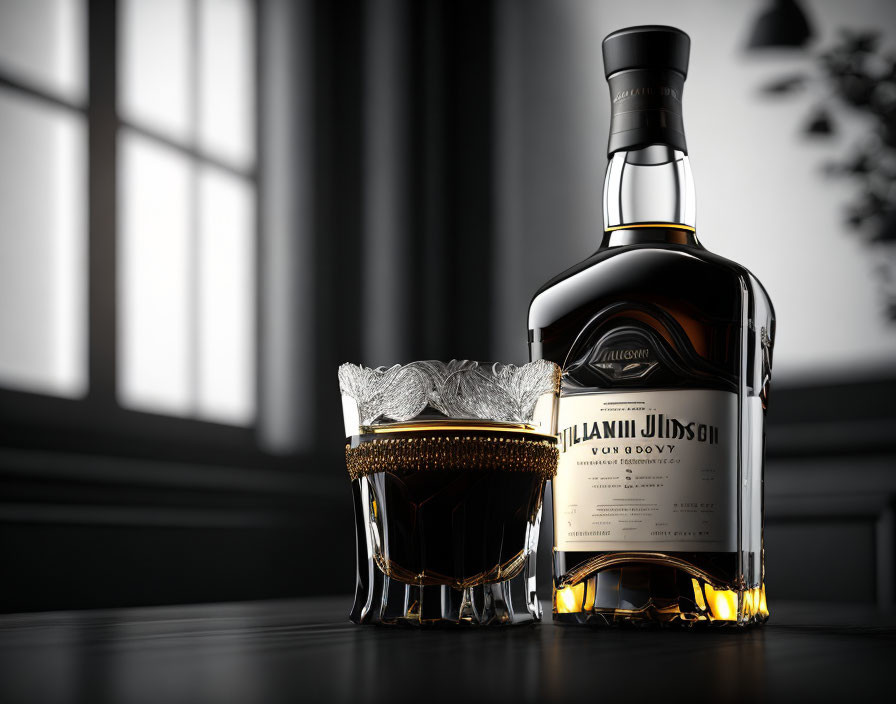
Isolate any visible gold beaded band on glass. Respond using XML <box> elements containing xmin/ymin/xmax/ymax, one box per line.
<box><xmin>345</xmin><ymin>435</ymin><xmax>558</xmax><ymax>481</ymax></box>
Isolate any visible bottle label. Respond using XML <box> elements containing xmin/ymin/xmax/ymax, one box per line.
<box><xmin>554</xmin><ymin>389</ymin><xmax>737</xmax><ymax>552</ymax></box>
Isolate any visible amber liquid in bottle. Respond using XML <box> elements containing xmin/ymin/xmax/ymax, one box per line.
<box><xmin>531</xmin><ymin>224</ymin><xmax>773</xmax><ymax>626</ymax></box>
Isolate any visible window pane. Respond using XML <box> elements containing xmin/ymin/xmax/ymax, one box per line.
<box><xmin>197</xmin><ymin>167</ymin><xmax>255</xmax><ymax>424</ymax></box>
<box><xmin>0</xmin><ymin>0</ymin><xmax>86</xmax><ymax>103</ymax></box>
<box><xmin>118</xmin><ymin>131</ymin><xmax>192</xmax><ymax>415</ymax></box>
<box><xmin>0</xmin><ymin>89</ymin><xmax>87</xmax><ymax>397</ymax></box>
<box><xmin>198</xmin><ymin>0</ymin><xmax>255</xmax><ymax>168</ymax></box>
<box><xmin>119</xmin><ymin>0</ymin><xmax>191</xmax><ymax>141</ymax></box>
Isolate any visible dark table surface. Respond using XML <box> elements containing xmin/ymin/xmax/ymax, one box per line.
<box><xmin>1</xmin><ymin>597</ymin><xmax>894</xmax><ymax>703</ymax></box>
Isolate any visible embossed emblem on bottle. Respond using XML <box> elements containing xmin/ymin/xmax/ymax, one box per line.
<box><xmin>569</xmin><ymin>329</ymin><xmax>660</xmax><ymax>383</ymax></box>
<box><xmin>590</xmin><ymin>345</ymin><xmax>656</xmax><ymax>380</ymax></box>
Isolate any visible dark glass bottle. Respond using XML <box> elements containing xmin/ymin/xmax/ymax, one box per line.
<box><xmin>528</xmin><ymin>26</ymin><xmax>775</xmax><ymax>626</ymax></box>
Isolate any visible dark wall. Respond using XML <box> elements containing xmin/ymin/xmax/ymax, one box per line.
<box><xmin>763</xmin><ymin>376</ymin><xmax>896</xmax><ymax>604</ymax></box>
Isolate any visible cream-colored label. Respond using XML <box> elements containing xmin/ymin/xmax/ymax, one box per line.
<box><xmin>554</xmin><ymin>390</ymin><xmax>737</xmax><ymax>552</ymax></box>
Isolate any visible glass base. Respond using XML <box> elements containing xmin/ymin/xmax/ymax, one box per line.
<box><xmin>351</xmin><ymin>569</ymin><xmax>541</xmax><ymax>627</ymax></box>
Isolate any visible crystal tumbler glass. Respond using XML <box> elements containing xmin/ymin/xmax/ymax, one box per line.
<box><xmin>339</xmin><ymin>360</ymin><xmax>560</xmax><ymax>626</ymax></box>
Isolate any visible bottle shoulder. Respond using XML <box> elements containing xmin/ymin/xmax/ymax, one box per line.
<box><xmin>529</xmin><ymin>242</ymin><xmax>774</xmax><ymax>331</ymax></box>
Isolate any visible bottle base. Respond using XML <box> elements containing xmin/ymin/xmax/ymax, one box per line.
<box><xmin>554</xmin><ymin>579</ymin><xmax>768</xmax><ymax>628</ymax></box>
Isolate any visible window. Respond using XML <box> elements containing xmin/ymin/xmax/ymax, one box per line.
<box><xmin>0</xmin><ymin>0</ymin><xmax>257</xmax><ymax>428</ymax></box>
<box><xmin>0</xmin><ymin>0</ymin><xmax>88</xmax><ymax>399</ymax></box>
<box><xmin>118</xmin><ymin>0</ymin><xmax>256</xmax><ymax>425</ymax></box>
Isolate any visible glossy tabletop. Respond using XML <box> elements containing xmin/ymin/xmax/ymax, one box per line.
<box><xmin>1</xmin><ymin>597</ymin><xmax>893</xmax><ymax>703</ymax></box>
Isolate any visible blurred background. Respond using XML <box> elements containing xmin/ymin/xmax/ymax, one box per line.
<box><xmin>0</xmin><ymin>0</ymin><xmax>894</xmax><ymax>612</ymax></box>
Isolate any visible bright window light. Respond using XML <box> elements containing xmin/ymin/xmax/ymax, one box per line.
<box><xmin>0</xmin><ymin>89</ymin><xmax>87</xmax><ymax>398</ymax></box>
<box><xmin>117</xmin><ymin>131</ymin><xmax>193</xmax><ymax>416</ymax></box>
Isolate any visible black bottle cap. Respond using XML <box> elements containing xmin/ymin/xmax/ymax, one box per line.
<box><xmin>602</xmin><ymin>26</ymin><xmax>691</xmax><ymax>156</ymax></box>
<box><xmin>602</xmin><ymin>25</ymin><xmax>690</xmax><ymax>79</ymax></box>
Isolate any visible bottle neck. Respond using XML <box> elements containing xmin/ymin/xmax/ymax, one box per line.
<box><xmin>602</xmin><ymin>144</ymin><xmax>697</xmax><ymax>246</ymax></box>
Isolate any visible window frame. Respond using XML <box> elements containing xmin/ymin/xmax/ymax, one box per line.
<box><xmin>0</xmin><ymin>0</ymin><xmax>276</xmax><ymax>467</ymax></box>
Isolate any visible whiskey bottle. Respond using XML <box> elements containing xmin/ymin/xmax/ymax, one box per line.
<box><xmin>528</xmin><ymin>25</ymin><xmax>775</xmax><ymax>626</ymax></box>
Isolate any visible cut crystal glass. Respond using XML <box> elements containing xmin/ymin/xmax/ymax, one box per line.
<box><xmin>339</xmin><ymin>359</ymin><xmax>559</xmax><ymax>626</ymax></box>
